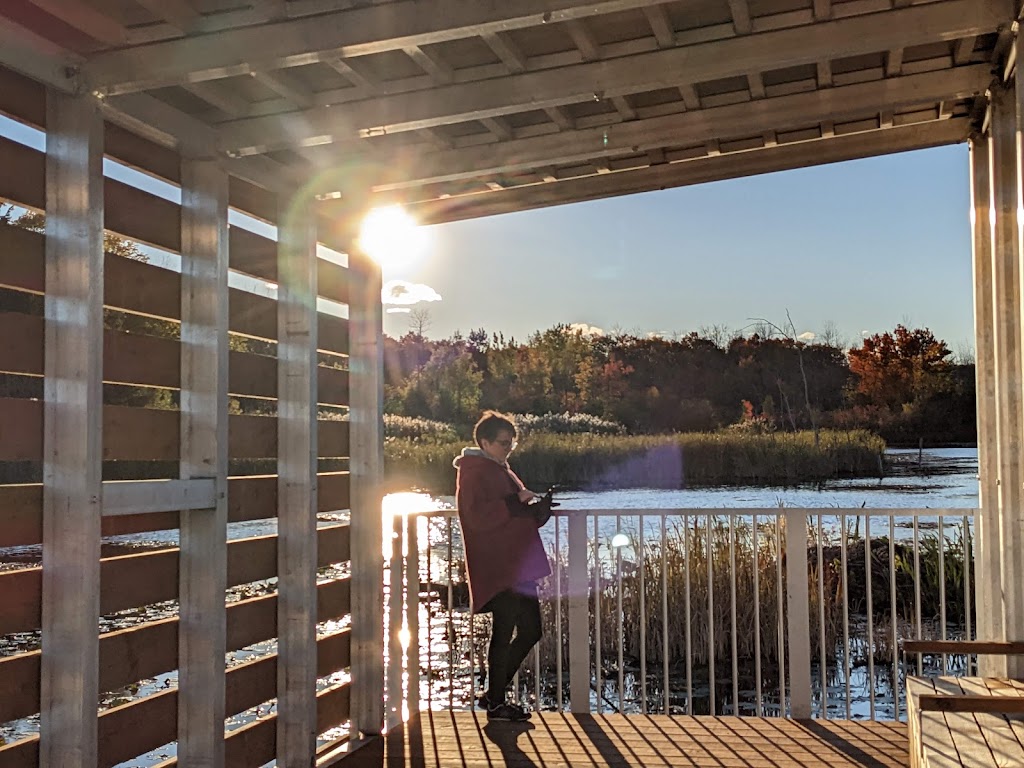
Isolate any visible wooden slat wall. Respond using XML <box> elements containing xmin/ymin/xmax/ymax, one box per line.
<box><xmin>0</xmin><ymin>68</ymin><xmax>363</xmax><ymax>766</ymax></box>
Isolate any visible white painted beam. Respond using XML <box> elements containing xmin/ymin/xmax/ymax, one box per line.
<box><xmin>399</xmin><ymin>117</ymin><xmax>969</xmax><ymax>223</ymax></box>
<box><xmin>178</xmin><ymin>157</ymin><xmax>230</xmax><ymax>767</ymax></box>
<box><xmin>25</xmin><ymin>0</ymin><xmax>126</xmax><ymax>46</ymax></box>
<box><xmin>102</xmin><ymin>479</ymin><xmax>218</xmax><ymax>516</ymax></box>
<box><xmin>276</xmin><ymin>197</ymin><xmax>319</xmax><ymax>765</ymax></box>
<box><xmin>84</xmin><ymin>0</ymin><xmax>678</xmax><ymax>93</ymax></box>
<box><xmin>349</xmin><ymin>247</ymin><xmax>385</xmax><ymax>738</ymax></box>
<box><xmin>40</xmin><ymin>88</ymin><xmax>104</xmax><ymax>768</ymax></box>
<box><xmin>970</xmin><ymin>133</ymin><xmax>999</xmax><ymax>675</ymax></box>
<box><xmin>366</xmin><ymin>65</ymin><xmax>988</xmax><ymax>192</ymax></box>
<box><xmin>215</xmin><ymin>0</ymin><xmax>1003</xmax><ymax>153</ymax></box>
<box><xmin>989</xmin><ymin>82</ymin><xmax>1022</xmax><ymax>679</ymax></box>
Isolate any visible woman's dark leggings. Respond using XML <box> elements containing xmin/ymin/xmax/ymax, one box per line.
<box><xmin>485</xmin><ymin>586</ymin><xmax>543</xmax><ymax>703</ymax></box>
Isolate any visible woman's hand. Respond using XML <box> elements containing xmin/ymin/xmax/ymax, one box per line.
<box><xmin>518</xmin><ymin>488</ymin><xmax>538</xmax><ymax>503</ymax></box>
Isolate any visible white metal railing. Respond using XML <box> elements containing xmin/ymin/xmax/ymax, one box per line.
<box><xmin>385</xmin><ymin>506</ymin><xmax>976</xmax><ymax>723</ymax></box>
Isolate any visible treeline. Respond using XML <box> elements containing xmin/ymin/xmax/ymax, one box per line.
<box><xmin>384</xmin><ymin>324</ymin><xmax>977</xmax><ymax>445</ymax></box>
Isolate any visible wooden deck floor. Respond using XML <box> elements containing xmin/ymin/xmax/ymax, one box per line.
<box><xmin>344</xmin><ymin>712</ymin><xmax>908</xmax><ymax>768</ymax></box>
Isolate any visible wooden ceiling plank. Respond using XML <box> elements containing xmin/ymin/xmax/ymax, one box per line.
<box><xmin>748</xmin><ymin>72</ymin><xmax>765</xmax><ymax>99</ymax></box>
<box><xmin>84</xmin><ymin>0</ymin><xmax>679</xmax><ymax>93</ymax></box>
<box><xmin>23</xmin><ymin>0</ymin><xmax>127</xmax><ymax>46</ymax></box>
<box><xmin>131</xmin><ymin>0</ymin><xmax>201</xmax><ymax>34</ymax></box>
<box><xmin>813</xmin><ymin>0</ymin><xmax>832</xmax><ymax>20</ymax></box>
<box><xmin>183</xmin><ymin>81</ymin><xmax>250</xmax><ymax>118</ymax></box>
<box><xmin>480</xmin><ymin>32</ymin><xmax>528</xmax><ymax>73</ymax></box>
<box><xmin>251</xmin><ymin>70</ymin><xmax>316</xmax><ymax>109</ymax></box>
<box><xmin>545</xmin><ymin>106</ymin><xmax>576</xmax><ymax>130</ymax></box>
<box><xmin>642</xmin><ymin>5</ymin><xmax>675</xmax><ymax>48</ymax></box>
<box><xmin>402</xmin><ymin>117</ymin><xmax>969</xmax><ymax>223</ymax></box>
<box><xmin>405</xmin><ymin>46</ymin><xmax>455</xmax><ymax>83</ymax></box>
<box><xmin>214</xmin><ymin>0</ymin><xmax>1002</xmax><ymax>153</ymax></box>
<box><xmin>365</xmin><ymin>64</ymin><xmax>988</xmax><ymax>191</ymax></box>
<box><xmin>954</xmin><ymin>35</ymin><xmax>976</xmax><ymax>65</ymax></box>
<box><xmin>817</xmin><ymin>60</ymin><xmax>832</xmax><ymax>87</ymax></box>
<box><xmin>480</xmin><ymin>116</ymin><xmax>513</xmax><ymax>140</ymax></box>
<box><xmin>323</xmin><ymin>57</ymin><xmax>379</xmax><ymax>92</ymax></box>
<box><xmin>0</xmin><ymin>18</ymin><xmax>82</xmax><ymax>93</ymax></box>
<box><xmin>728</xmin><ymin>0</ymin><xmax>752</xmax><ymax>35</ymax></box>
<box><xmin>566</xmin><ymin>19</ymin><xmax>602</xmax><ymax>61</ymax></box>
<box><xmin>611</xmin><ymin>95</ymin><xmax>638</xmax><ymax>119</ymax></box>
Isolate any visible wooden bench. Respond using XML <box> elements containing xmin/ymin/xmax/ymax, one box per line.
<box><xmin>904</xmin><ymin>640</ymin><xmax>1024</xmax><ymax>768</ymax></box>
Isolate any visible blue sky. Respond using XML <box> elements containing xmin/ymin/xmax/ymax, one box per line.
<box><xmin>394</xmin><ymin>145</ymin><xmax>974</xmax><ymax>353</ymax></box>
<box><xmin>0</xmin><ymin>114</ymin><xmax>974</xmax><ymax>353</ymax></box>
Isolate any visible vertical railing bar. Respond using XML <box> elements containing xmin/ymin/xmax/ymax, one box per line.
<box><xmin>594</xmin><ymin>514</ymin><xmax>603</xmax><ymax>714</ymax></box>
<box><xmin>408</xmin><ymin>516</ymin><xmax>421</xmax><ymax>719</ymax></box>
<box><xmin>684</xmin><ymin>514</ymin><xmax>693</xmax><ymax>714</ymax></box>
<box><xmin>447</xmin><ymin>518</ymin><xmax>455</xmax><ymax>709</ymax></box>
<box><xmin>963</xmin><ymin>515</ymin><xmax>973</xmax><ymax>674</ymax></box>
<box><xmin>616</xmin><ymin>513</ymin><xmax>624</xmax><ymax>710</ymax></box>
<box><xmin>534</xmin><ymin>644</ymin><xmax>541</xmax><ymax>711</ymax></box>
<box><xmin>753</xmin><ymin>512</ymin><xmax>763</xmax><ymax>717</ymax></box>
<box><xmin>776</xmin><ymin>514</ymin><xmax>786</xmax><ymax>716</ymax></box>
<box><xmin>707</xmin><ymin>513</ymin><xmax>716</xmax><ymax>715</ymax></box>
<box><xmin>730</xmin><ymin>515</ymin><xmax>739</xmax><ymax>715</ymax></box>
<box><xmin>662</xmin><ymin>516</ymin><xmax>669</xmax><ymax>715</ymax></box>
<box><xmin>817</xmin><ymin>514</ymin><xmax>827</xmax><ymax>720</ymax></box>
<box><xmin>469</xmin><ymin>598</ymin><xmax>476</xmax><ymax>705</ymax></box>
<box><xmin>639</xmin><ymin>514</ymin><xmax>648</xmax><ymax>714</ymax></box>
<box><xmin>889</xmin><ymin>514</ymin><xmax>898</xmax><ymax>719</ymax></box>
<box><xmin>841</xmin><ymin>513</ymin><xmax>851</xmax><ymax>720</ymax></box>
<box><xmin>425</xmin><ymin>518</ymin><xmax>433</xmax><ymax>710</ymax></box>
<box><xmin>865</xmin><ymin>514</ymin><xmax>875</xmax><ymax>720</ymax></box>
<box><xmin>387</xmin><ymin>514</ymin><xmax>404</xmax><ymax>729</ymax></box>
<box><xmin>913</xmin><ymin>516</ymin><xmax>922</xmax><ymax>676</ymax></box>
<box><xmin>939</xmin><ymin>515</ymin><xmax>947</xmax><ymax>675</ymax></box>
<box><xmin>556</xmin><ymin>515</ymin><xmax>563</xmax><ymax>710</ymax></box>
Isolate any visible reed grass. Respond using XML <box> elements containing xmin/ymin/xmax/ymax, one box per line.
<box><xmin>386</xmin><ymin>429</ymin><xmax>886</xmax><ymax>494</ymax></box>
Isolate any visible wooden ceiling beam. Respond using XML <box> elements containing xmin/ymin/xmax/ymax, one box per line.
<box><xmin>24</xmin><ymin>0</ymin><xmax>127</xmax><ymax>46</ymax></box>
<box><xmin>84</xmin><ymin>0</ymin><xmax>678</xmax><ymax>94</ymax></box>
<box><xmin>251</xmin><ymin>70</ymin><xmax>316</xmax><ymax>109</ymax></box>
<box><xmin>954</xmin><ymin>35</ymin><xmax>976</xmax><ymax>64</ymax></box>
<box><xmin>727</xmin><ymin>0</ymin><xmax>752</xmax><ymax>35</ymax></box>
<box><xmin>132</xmin><ymin>0</ymin><xmax>202</xmax><ymax>34</ymax></box>
<box><xmin>642</xmin><ymin>5</ymin><xmax>675</xmax><ymax>48</ymax></box>
<box><xmin>545</xmin><ymin>106</ymin><xmax>577</xmax><ymax>130</ymax></box>
<box><xmin>405</xmin><ymin>46</ymin><xmax>455</xmax><ymax>83</ymax></box>
<box><xmin>610</xmin><ymin>95</ymin><xmax>638</xmax><ymax>120</ymax></box>
<box><xmin>565</xmin><ymin>19</ymin><xmax>602</xmax><ymax>61</ymax></box>
<box><xmin>0</xmin><ymin>17</ymin><xmax>81</xmax><ymax>93</ymax></box>
<box><xmin>886</xmin><ymin>48</ymin><xmax>904</xmax><ymax>76</ymax></box>
<box><xmin>183</xmin><ymin>81</ymin><xmax>250</xmax><ymax>118</ymax></box>
<box><xmin>214</xmin><ymin>0</ymin><xmax>1003</xmax><ymax>154</ymax></box>
<box><xmin>812</xmin><ymin>0</ymin><xmax>832</xmax><ymax>21</ymax></box>
<box><xmin>399</xmin><ymin>117</ymin><xmax>969</xmax><ymax>224</ymax></box>
<box><xmin>362</xmin><ymin>65</ymin><xmax>988</xmax><ymax>192</ymax></box>
<box><xmin>480</xmin><ymin>116</ymin><xmax>514</xmax><ymax>140</ymax></box>
<box><xmin>480</xmin><ymin>32</ymin><xmax>529</xmax><ymax>73</ymax></box>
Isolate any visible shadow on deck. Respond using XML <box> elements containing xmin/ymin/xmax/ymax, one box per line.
<box><xmin>343</xmin><ymin>711</ymin><xmax>908</xmax><ymax>767</ymax></box>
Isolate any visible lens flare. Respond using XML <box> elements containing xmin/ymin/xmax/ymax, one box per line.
<box><xmin>358</xmin><ymin>205</ymin><xmax>429</xmax><ymax>270</ymax></box>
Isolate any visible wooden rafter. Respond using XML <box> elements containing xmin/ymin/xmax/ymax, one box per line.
<box><xmin>405</xmin><ymin>46</ymin><xmax>454</xmax><ymax>83</ymax></box>
<box><xmin>83</xmin><ymin>0</ymin><xmax>679</xmax><ymax>94</ymax></box>
<box><xmin>480</xmin><ymin>31</ymin><xmax>528</xmax><ymax>73</ymax></box>
<box><xmin>728</xmin><ymin>0</ymin><xmax>752</xmax><ymax>34</ymax></box>
<box><xmin>130</xmin><ymin>0</ymin><xmax>201</xmax><ymax>34</ymax></box>
<box><xmin>251</xmin><ymin>70</ymin><xmax>315</xmax><ymax>110</ymax></box>
<box><xmin>24</xmin><ymin>0</ymin><xmax>126</xmax><ymax>46</ymax></box>
<box><xmin>565</xmin><ymin>19</ymin><xmax>602</xmax><ymax>61</ymax></box>
<box><xmin>213</xmin><ymin>0</ymin><xmax>1002</xmax><ymax>154</ymax></box>
<box><xmin>642</xmin><ymin>5</ymin><xmax>675</xmax><ymax>48</ymax></box>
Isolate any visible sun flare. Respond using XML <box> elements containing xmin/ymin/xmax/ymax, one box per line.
<box><xmin>358</xmin><ymin>205</ymin><xmax>430</xmax><ymax>271</ymax></box>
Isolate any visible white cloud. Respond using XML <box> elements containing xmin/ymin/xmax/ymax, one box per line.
<box><xmin>386</xmin><ymin>307</ymin><xmax>412</xmax><ymax>314</ymax></box>
<box><xmin>381</xmin><ymin>280</ymin><xmax>442</xmax><ymax>306</ymax></box>
<box><xmin>861</xmin><ymin>329</ymin><xmax>871</xmax><ymax>337</ymax></box>
<box><xmin>568</xmin><ymin>322</ymin><xmax>605</xmax><ymax>337</ymax></box>
<box><xmin>797</xmin><ymin>331</ymin><xmax>816</xmax><ymax>341</ymax></box>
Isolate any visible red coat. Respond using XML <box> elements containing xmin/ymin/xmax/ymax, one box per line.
<box><xmin>454</xmin><ymin>450</ymin><xmax>551</xmax><ymax>613</ymax></box>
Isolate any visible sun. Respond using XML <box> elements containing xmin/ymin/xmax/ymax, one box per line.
<box><xmin>357</xmin><ymin>205</ymin><xmax>430</xmax><ymax>271</ymax></box>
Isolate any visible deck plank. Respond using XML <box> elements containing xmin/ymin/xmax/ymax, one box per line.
<box><xmin>353</xmin><ymin>712</ymin><xmax>908</xmax><ymax>768</ymax></box>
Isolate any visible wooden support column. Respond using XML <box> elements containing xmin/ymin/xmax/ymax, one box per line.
<box><xmin>178</xmin><ymin>157</ymin><xmax>230</xmax><ymax>767</ymax></box>
<box><xmin>990</xmin><ymin>82</ymin><xmax>1023</xmax><ymax>679</ymax></box>
<box><xmin>971</xmin><ymin>132</ymin><xmax>1000</xmax><ymax>675</ymax></box>
<box><xmin>349</xmin><ymin>244</ymin><xmax>385</xmax><ymax>738</ymax></box>
<box><xmin>40</xmin><ymin>89</ymin><xmax>104</xmax><ymax>768</ymax></box>
<box><xmin>277</xmin><ymin>195</ymin><xmax>319</xmax><ymax>766</ymax></box>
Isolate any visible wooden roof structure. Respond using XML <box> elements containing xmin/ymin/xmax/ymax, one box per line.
<box><xmin>0</xmin><ymin>0</ymin><xmax>1009</xmax><ymax>225</ymax></box>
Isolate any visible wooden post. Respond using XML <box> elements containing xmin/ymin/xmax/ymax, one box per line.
<box><xmin>178</xmin><ymin>158</ymin><xmax>230</xmax><ymax>766</ymax></box>
<box><xmin>277</xmin><ymin>195</ymin><xmax>319</xmax><ymax>766</ymax></box>
<box><xmin>784</xmin><ymin>512</ymin><xmax>812</xmax><ymax>718</ymax></box>
<box><xmin>348</xmin><ymin>245</ymin><xmax>385</xmax><ymax>737</ymax></box>
<box><xmin>970</xmin><ymin>133</ymin><xmax>999</xmax><ymax>676</ymax></box>
<box><xmin>990</xmin><ymin>83</ymin><xmax>1023</xmax><ymax>679</ymax></box>
<box><xmin>40</xmin><ymin>89</ymin><xmax>104</xmax><ymax>768</ymax></box>
<box><xmin>567</xmin><ymin>512</ymin><xmax>591</xmax><ymax>713</ymax></box>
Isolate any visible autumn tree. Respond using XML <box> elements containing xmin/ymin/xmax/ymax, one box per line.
<box><xmin>847</xmin><ymin>325</ymin><xmax>952</xmax><ymax>411</ymax></box>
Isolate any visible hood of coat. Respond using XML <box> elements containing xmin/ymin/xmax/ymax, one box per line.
<box><xmin>452</xmin><ymin>446</ymin><xmax>508</xmax><ymax>469</ymax></box>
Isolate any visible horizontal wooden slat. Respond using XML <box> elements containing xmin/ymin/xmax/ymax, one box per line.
<box><xmin>917</xmin><ymin>693</ymin><xmax>1024</xmax><ymax>714</ymax></box>
<box><xmin>0</xmin><ymin>524</ymin><xmax>350</xmax><ymax>635</ymax></box>
<box><xmin>0</xmin><ymin>226</ymin><xmax>350</xmax><ymax>349</ymax></box>
<box><xmin>0</xmin><ymin>311</ymin><xmax>349</xmax><ymax>401</ymax></box>
<box><xmin>0</xmin><ymin>399</ymin><xmax>349</xmax><ymax>460</ymax></box>
<box><xmin>0</xmin><ymin>472</ymin><xmax>349</xmax><ymax>547</ymax></box>
<box><xmin>0</xmin><ymin>632</ymin><xmax>351</xmax><ymax>768</ymax></box>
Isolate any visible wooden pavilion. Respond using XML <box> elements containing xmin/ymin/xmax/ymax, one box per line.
<box><xmin>0</xmin><ymin>0</ymin><xmax>1021</xmax><ymax>766</ymax></box>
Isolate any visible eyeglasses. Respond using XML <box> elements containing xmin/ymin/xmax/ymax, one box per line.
<box><xmin>494</xmin><ymin>439</ymin><xmax>518</xmax><ymax>451</ymax></box>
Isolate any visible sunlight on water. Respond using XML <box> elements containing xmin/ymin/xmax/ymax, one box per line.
<box><xmin>381</xmin><ymin>491</ymin><xmax>452</xmax><ymax>558</ymax></box>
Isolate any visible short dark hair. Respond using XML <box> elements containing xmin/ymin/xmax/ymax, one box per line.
<box><xmin>473</xmin><ymin>410</ymin><xmax>516</xmax><ymax>446</ymax></box>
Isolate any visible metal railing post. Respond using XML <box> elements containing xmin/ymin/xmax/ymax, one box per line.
<box><xmin>785</xmin><ymin>511</ymin><xmax>812</xmax><ymax>718</ymax></box>
<box><xmin>568</xmin><ymin>512</ymin><xmax>591</xmax><ymax>713</ymax></box>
